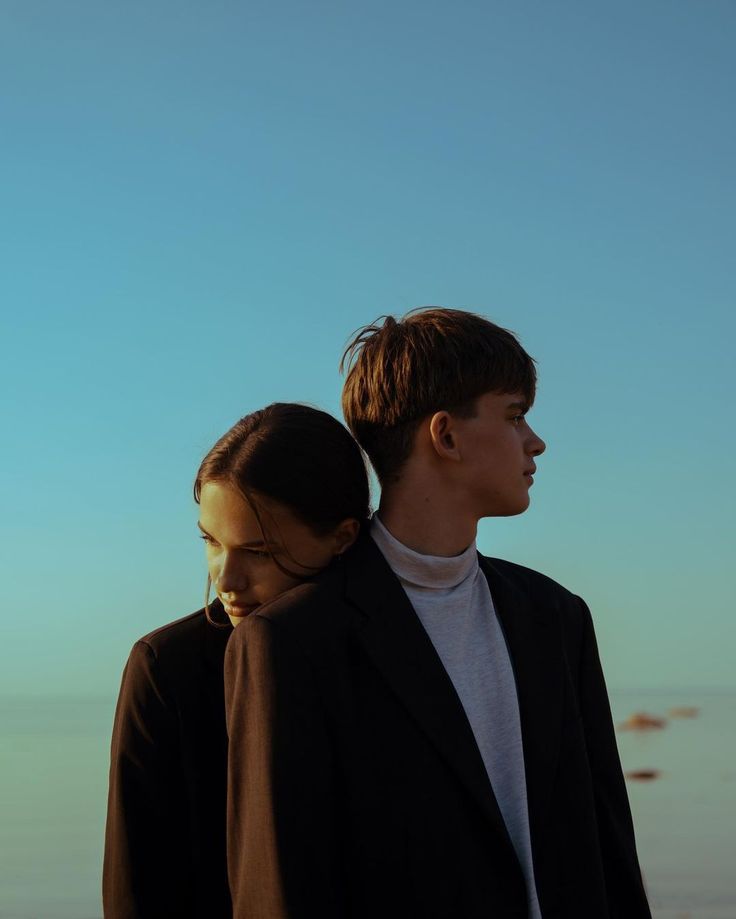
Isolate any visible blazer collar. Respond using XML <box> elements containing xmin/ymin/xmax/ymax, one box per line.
<box><xmin>343</xmin><ymin>534</ymin><xmax>516</xmax><ymax>850</ymax></box>
<box><xmin>344</xmin><ymin>536</ymin><xmax>564</xmax><ymax>856</ymax></box>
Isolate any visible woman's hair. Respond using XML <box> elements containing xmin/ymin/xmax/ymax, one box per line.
<box><xmin>194</xmin><ymin>403</ymin><xmax>370</xmax><ymax>626</ymax></box>
<box><xmin>194</xmin><ymin>402</ymin><xmax>370</xmax><ymax>530</ymax></box>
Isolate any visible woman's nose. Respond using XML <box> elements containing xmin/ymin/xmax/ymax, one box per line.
<box><xmin>216</xmin><ymin>554</ymin><xmax>248</xmax><ymax>594</ymax></box>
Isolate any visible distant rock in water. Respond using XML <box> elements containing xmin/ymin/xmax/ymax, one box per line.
<box><xmin>625</xmin><ymin>769</ymin><xmax>662</xmax><ymax>781</ymax></box>
<box><xmin>618</xmin><ymin>712</ymin><xmax>667</xmax><ymax>731</ymax></box>
<box><xmin>668</xmin><ymin>706</ymin><xmax>699</xmax><ymax>718</ymax></box>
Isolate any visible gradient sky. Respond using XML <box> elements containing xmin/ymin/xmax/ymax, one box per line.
<box><xmin>2</xmin><ymin>0</ymin><xmax>734</xmax><ymax>695</ymax></box>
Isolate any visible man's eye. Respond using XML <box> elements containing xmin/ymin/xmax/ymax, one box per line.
<box><xmin>511</xmin><ymin>414</ymin><xmax>525</xmax><ymax>425</ymax></box>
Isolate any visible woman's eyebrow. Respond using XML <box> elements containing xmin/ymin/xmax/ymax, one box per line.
<box><xmin>196</xmin><ymin>521</ymin><xmax>271</xmax><ymax>549</ymax></box>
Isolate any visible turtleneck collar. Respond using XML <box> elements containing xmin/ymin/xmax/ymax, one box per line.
<box><xmin>370</xmin><ymin>514</ymin><xmax>478</xmax><ymax>590</ymax></box>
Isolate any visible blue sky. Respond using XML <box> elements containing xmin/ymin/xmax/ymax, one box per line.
<box><xmin>2</xmin><ymin>0</ymin><xmax>734</xmax><ymax>694</ymax></box>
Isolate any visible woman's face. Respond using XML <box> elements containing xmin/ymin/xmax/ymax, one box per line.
<box><xmin>198</xmin><ymin>480</ymin><xmax>351</xmax><ymax>625</ymax></box>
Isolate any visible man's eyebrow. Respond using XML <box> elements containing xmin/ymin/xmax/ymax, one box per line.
<box><xmin>196</xmin><ymin>522</ymin><xmax>270</xmax><ymax>549</ymax></box>
<box><xmin>506</xmin><ymin>401</ymin><xmax>529</xmax><ymax>412</ymax></box>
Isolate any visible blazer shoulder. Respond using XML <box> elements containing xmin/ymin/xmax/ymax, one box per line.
<box><xmin>137</xmin><ymin>608</ymin><xmax>209</xmax><ymax>656</ymax></box>
<box><xmin>482</xmin><ymin>554</ymin><xmax>589</xmax><ymax>630</ymax></box>
<box><xmin>251</xmin><ymin>567</ymin><xmax>347</xmax><ymax>629</ymax></box>
<box><xmin>482</xmin><ymin>555</ymin><xmax>578</xmax><ymax>600</ymax></box>
<box><xmin>129</xmin><ymin>607</ymin><xmax>227</xmax><ymax>690</ymax></box>
<box><xmin>225</xmin><ymin>569</ymin><xmax>350</xmax><ymax>668</ymax></box>
<box><xmin>119</xmin><ymin>608</ymin><xmax>228</xmax><ymax>715</ymax></box>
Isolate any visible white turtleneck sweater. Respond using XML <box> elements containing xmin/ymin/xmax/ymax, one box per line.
<box><xmin>370</xmin><ymin>515</ymin><xmax>542</xmax><ymax>919</ymax></box>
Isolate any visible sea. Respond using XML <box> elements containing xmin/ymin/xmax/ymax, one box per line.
<box><xmin>1</xmin><ymin>689</ymin><xmax>734</xmax><ymax>918</ymax></box>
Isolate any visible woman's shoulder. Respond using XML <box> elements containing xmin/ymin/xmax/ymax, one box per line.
<box><xmin>129</xmin><ymin>607</ymin><xmax>224</xmax><ymax>680</ymax></box>
<box><xmin>120</xmin><ymin>606</ymin><xmax>229</xmax><ymax>706</ymax></box>
<box><xmin>138</xmin><ymin>608</ymin><xmax>209</xmax><ymax>654</ymax></box>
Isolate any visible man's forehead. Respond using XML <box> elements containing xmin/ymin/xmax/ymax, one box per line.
<box><xmin>476</xmin><ymin>391</ymin><xmax>530</xmax><ymax>411</ymax></box>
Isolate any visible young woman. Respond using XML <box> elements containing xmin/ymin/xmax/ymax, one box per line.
<box><xmin>102</xmin><ymin>403</ymin><xmax>370</xmax><ymax>918</ymax></box>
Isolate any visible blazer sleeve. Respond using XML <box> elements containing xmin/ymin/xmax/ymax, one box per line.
<box><xmin>574</xmin><ymin>597</ymin><xmax>652</xmax><ymax>918</ymax></box>
<box><xmin>103</xmin><ymin>641</ymin><xmax>192</xmax><ymax>918</ymax></box>
<box><xmin>224</xmin><ymin>614</ymin><xmax>345</xmax><ymax>919</ymax></box>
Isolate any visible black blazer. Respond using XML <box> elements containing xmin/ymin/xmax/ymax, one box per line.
<box><xmin>103</xmin><ymin>603</ymin><xmax>233</xmax><ymax>918</ymax></box>
<box><xmin>224</xmin><ymin>534</ymin><xmax>651</xmax><ymax>919</ymax></box>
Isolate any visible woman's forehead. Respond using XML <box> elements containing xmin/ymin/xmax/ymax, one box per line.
<box><xmin>198</xmin><ymin>480</ymin><xmax>303</xmax><ymax>543</ymax></box>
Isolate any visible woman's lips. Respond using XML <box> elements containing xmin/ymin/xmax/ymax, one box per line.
<box><xmin>221</xmin><ymin>600</ymin><xmax>258</xmax><ymax>617</ymax></box>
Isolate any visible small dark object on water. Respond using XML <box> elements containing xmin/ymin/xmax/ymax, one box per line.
<box><xmin>625</xmin><ymin>769</ymin><xmax>661</xmax><ymax>781</ymax></box>
<box><xmin>668</xmin><ymin>706</ymin><xmax>699</xmax><ymax>718</ymax></box>
<box><xmin>618</xmin><ymin>712</ymin><xmax>667</xmax><ymax>731</ymax></box>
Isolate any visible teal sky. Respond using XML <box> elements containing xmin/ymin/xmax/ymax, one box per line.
<box><xmin>2</xmin><ymin>0</ymin><xmax>734</xmax><ymax>694</ymax></box>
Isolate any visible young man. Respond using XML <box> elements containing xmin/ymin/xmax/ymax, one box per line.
<box><xmin>224</xmin><ymin>308</ymin><xmax>651</xmax><ymax>918</ymax></box>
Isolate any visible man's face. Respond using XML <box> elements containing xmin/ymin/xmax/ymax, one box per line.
<box><xmin>451</xmin><ymin>390</ymin><xmax>546</xmax><ymax>517</ymax></box>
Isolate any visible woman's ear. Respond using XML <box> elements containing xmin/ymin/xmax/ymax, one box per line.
<box><xmin>332</xmin><ymin>518</ymin><xmax>361</xmax><ymax>556</ymax></box>
<box><xmin>428</xmin><ymin>411</ymin><xmax>462</xmax><ymax>462</ymax></box>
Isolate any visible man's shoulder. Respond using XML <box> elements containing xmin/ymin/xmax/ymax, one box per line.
<box><xmin>481</xmin><ymin>555</ymin><xmax>596</xmax><ymax>656</ymax></box>
<box><xmin>481</xmin><ymin>555</ymin><xmax>584</xmax><ymax>614</ymax></box>
<box><xmin>483</xmin><ymin>555</ymin><xmax>569</xmax><ymax>591</ymax></box>
<box><xmin>249</xmin><ymin>567</ymin><xmax>349</xmax><ymax>632</ymax></box>
<box><xmin>251</xmin><ymin>534</ymin><xmax>394</xmax><ymax>631</ymax></box>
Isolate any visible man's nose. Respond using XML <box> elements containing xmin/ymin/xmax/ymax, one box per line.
<box><xmin>528</xmin><ymin>428</ymin><xmax>546</xmax><ymax>456</ymax></box>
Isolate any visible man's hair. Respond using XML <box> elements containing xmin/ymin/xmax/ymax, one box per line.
<box><xmin>340</xmin><ymin>307</ymin><xmax>537</xmax><ymax>484</ymax></box>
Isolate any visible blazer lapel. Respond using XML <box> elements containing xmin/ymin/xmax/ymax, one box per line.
<box><xmin>344</xmin><ymin>536</ymin><xmax>515</xmax><ymax>849</ymax></box>
<box><xmin>204</xmin><ymin>599</ymin><xmax>233</xmax><ymax>673</ymax></box>
<box><xmin>479</xmin><ymin>556</ymin><xmax>565</xmax><ymax>853</ymax></box>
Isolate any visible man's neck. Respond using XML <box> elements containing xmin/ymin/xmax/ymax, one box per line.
<box><xmin>378</xmin><ymin>485</ymin><xmax>477</xmax><ymax>557</ymax></box>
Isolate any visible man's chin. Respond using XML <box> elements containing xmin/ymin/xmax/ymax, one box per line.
<box><xmin>482</xmin><ymin>497</ymin><xmax>531</xmax><ymax>518</ymax></box>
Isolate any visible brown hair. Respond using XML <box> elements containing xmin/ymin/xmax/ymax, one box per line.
<box><xmin>341</xmin><ymin>307</ymin><xmax>537</xmax><ymax>484</ymax></box>
<box><xmin>194</xmin><ymin>403</ymin><xmax>371</xmax><ymax>624</ymax></box>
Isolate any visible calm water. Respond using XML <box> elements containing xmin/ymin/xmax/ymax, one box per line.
<box><xmin>1</xmin><ymin>690</ymin><xmax>734</xmax><ymax>918</ymax></box>
<box><xmin>610</xmin><ymin>690</ymin><xmax>736</xmax><ymax>919</ymax></box>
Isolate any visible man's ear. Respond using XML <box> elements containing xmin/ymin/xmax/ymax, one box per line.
<box><xmin>428</xmin><ymin>411</ymin><xmax>462</xmax><ymax>462</ymax></box>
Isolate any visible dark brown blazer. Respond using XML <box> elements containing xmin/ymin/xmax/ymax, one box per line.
<box><xmin>103</xmin><ymin>603</ymin><xmax>233</xmax><ymax>918</ymax></box>
<box><xmin>224</xmin><ymin>533</ymin><xmax>651</xmax><ymax>919</ymax></box>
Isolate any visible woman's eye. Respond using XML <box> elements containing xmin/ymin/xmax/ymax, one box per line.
<box><xmin>248</xmin><ymin>549</ymin><xmax>272</xmax><ymax>559</ymax></box>
<box><xmin>199</xmin><ymin>534</ymin><xmax>217</xmax><ymax>545</ymax></box>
